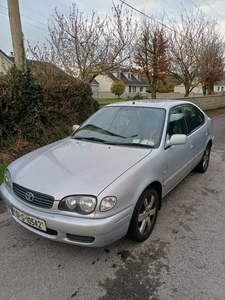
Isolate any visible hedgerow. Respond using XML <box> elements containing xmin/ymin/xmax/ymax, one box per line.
<box><xmin>0</xmin><ymin>63</ymin><xmax>98</xmax><ymax>148</ymax></box>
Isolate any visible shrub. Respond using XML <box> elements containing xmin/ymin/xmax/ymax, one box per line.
<box><xmin>110</xmin><ymin>80</ymin><xmax>125</xmax><ymax>98</ymax></box>
<box><xmin>0</xmin><ymin>63</ymin><xmax>98</xmax><ymax>147</ymax></box>
<box><xmin>0</xmin><ymin>66</ymin><xmax>43</xmax><ymax>141</ymax></box>
<box><xmin>132</xmin><ymin>93</ymin><xmax>144</xmax><ymax>100</ymax></box>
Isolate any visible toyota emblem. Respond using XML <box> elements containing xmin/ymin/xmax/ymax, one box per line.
<box><xmin>25</xmin><ymin>191</ymin><xmax>34</xmax><ymax>202</ymax></box>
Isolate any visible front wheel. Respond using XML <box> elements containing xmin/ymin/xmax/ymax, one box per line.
<box><xmin>195</xmin><ymin>144</ymin><xmax>211</xmax><ymax>173</ymax></box>
<box><xmin>128</xmin><ymin>188</ymin><xmax>159</xmax><ymax>242</ymax></box>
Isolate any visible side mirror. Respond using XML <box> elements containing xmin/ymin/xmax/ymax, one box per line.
<box><xmin>72</xmin><ymin>125</ymin><xmax>80</xmax><ymax>132</ymax></box>
<box><xmin>165</xmin><ymin>134</ymin><xmax>187</xmax><ymax>148</ymax></box>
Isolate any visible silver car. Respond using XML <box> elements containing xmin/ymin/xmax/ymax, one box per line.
<box><xmin>0</xmin><ymin>100</ymin><xmax>213</xmax><ymax>247</ymax></box>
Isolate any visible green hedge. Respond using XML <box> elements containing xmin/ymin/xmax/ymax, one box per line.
<box><xmin>0</xmin><ymin>64</ymin><xmax>98</xmax><ymax>147</ymax></box>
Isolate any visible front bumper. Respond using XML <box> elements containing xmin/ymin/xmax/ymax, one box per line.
<box><xmin>0</xmin><ymin>183</ymin><xmax>133</xmax><ymax>247</ymax></box>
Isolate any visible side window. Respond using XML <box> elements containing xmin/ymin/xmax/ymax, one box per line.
<box><xmin>168</xmin><ymin>108</ymin><xmax>188</xmax><ymax>137</ymax></box>
<box><xmin>183</xmin><ymin>105</ymin><xmax>205</xmax><ymax>133</ymax></box>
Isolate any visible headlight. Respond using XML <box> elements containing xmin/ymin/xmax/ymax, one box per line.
<box><xmin>100</xmin><ymin>196</ymin><xmax>117</xmax><ymax>212</ymax></box>
<box><xmin>4</xmin><ymin>169</ymin><xmax>11</xmax><ymax>189</ymax></box>
<box><xmin>58</xmin><ymin>195</ymin><xmax>97</xmax><ymax>215</ymax></box>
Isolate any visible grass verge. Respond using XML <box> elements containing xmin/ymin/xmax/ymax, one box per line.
<box><xmin>0</xmin><ymin>163</ymin><xmax>9</xmax><ymax>185</ymax></box>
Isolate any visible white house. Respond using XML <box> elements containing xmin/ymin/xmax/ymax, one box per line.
<box><xmin>214</xmin><ymin>80</ymin><xmax>225</xmax><ymax>93</ymax></box>
<box><xmin>92</xmin><ymin>69</ymin><xmax>148</xmax><ymax>99</ymax></box>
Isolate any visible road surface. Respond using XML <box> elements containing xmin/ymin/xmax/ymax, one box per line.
<box><xmin>0</xmin><ymin>114</ymin><xmax>224</xmax><ymax>300</ymax></box>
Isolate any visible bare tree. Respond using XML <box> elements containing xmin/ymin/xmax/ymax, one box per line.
<box><xmin>167</xmin><ymin>8</ymin><xmax>214</xmax><ymax>97</ymax></box>
<box><xmin>134</xmin><ymin>18</ymin><xmax>169</xmax><ymax>99</ymax></box>
<box><xmin>28</xmin><ymin>2</ymin><xmax>137</xmax><ymax>83</ymax></box>
<box><xmin>198</xmin><ymin>25</ymin><xmax>225</xmax><ymax>95</ymax></box>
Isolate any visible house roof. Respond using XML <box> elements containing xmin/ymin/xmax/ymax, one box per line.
<box><xmin>215</xmin><ymin>80</ymin><xmax>225</xmax><ymax>86</ymax></box>
<box><xmin>91</xmin><ymin>78</ymin><xmax>99</xmax><ymax>85</ymax></box>
<box><xmin>0</xmin><ymin>49</ymin><xmax>14</xmax><ymax>64</ymax></box>
<box><xmin>0</xmin><ymin>50</ymin><xmax>70</xmax><ymax>79</ymax></box>
<box><xmin>105</xmin><ymin>71</ymin><xmax>118</xmax><ymax>82</ymax></box>
<box><xmin>106</xmin><ymin>70</ymin><xmax>148</xmax><ymax>86</ymax></box>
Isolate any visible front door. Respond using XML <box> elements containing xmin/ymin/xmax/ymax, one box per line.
<box><xmin>163</xmin><ymin>107</ymin><xmax>194</xmax><ymax>194</ymax></box>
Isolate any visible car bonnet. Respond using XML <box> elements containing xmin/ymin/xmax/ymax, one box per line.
<box><xmin>11</xmin><ymin>138</ymin><xmax>152</xmax><ymax>198</ymax></box>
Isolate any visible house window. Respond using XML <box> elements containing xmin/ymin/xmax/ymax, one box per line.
<box><xmin>133</xmin><ymin>86</ymin><xmax>136</xmax><ymax>92</ymax></box>
<box><xmin>222</xmin><ymin>86</ymin><xmax>224</xmax><ymax>92</ymax></box>
<box><xmin>129</xmin><ymin>86</ymin><xmax>131</xmax><ymax>93</ymax></box>
<box><xmin>140</xmin><ymin>86</ymin><xmax>143</xmax><ymax>92</ymax></box>
<box><xmin>128</xmin><ymin>73</ymin><xmax>131</xmax><ymax>79</ymax></box>
<box><xmin>217</xmin><ymin>87</ymin><xmax>220</xmax><ymax>91</ymax></box>
<box><xmin>117</xmin><ymin>71</ymin><xmax>120</xmax><ymax>78</ymax></box>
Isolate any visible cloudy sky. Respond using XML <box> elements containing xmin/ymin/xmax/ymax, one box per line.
<box><xmin>1</xmin><ymin>0</ymin><xmax>225</xmax><ymax>56</ymax></box>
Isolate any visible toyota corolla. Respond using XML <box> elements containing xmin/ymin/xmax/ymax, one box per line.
<box><xmin>0</xmin><ymin>100</ymin><xmax>213</xmax><ymax>247</ymax></box>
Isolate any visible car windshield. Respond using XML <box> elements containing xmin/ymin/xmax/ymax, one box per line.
<box><xmin>72</xmin><ymin>106</ymin><xmax>166</xmax><ymax>148</ymax></box>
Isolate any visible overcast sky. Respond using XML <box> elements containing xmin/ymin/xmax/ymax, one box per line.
<box><xmin>1</xmin><ymin>0</ymin><xmax>225</xmax><ymax>56</ymax></box>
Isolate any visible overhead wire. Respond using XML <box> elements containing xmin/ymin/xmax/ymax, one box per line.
<box><xmin>119</xmin><ymin>0</ymin><xmax>225</xmax><ymax>33</ymax></box>
<box><xmin>0</xmin><ymin>4</ymin><xmax>48</xmax><ymax>32</ymax></box>
<box><xmin>188</xmin><ymin>0</ymin><xmax>225</xmax><ymax>31</ymax></box>
<box><xmin>118</xmin><ymin>0</ymin><xmax>179</xmax><ymax>34</ymax></box>
<box><xmin>202</xmin><ymin>0</ymin><xmax>225</xmax><ymax>22</ymax></box>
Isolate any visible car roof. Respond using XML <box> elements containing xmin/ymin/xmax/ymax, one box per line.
<box><xmin>106</xmin><ymin>99</ymin><xmax>193</xmax><ymax>110</ymax></box>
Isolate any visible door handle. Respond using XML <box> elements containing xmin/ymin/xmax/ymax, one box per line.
<box><xmin>190</xmin><ymin>144</ymin><xmax>193</xmax><ymax>148</ymax></box>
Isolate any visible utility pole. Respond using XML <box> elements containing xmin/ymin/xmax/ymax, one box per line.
<box><xmin>7</xmin><ymin>0</ymin><xmax>26</xmax><ymax>71</ymax></box>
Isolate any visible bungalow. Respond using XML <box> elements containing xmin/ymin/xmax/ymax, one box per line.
<box><xmin>92</xmin><ymin>69</ymin><xmax>149</xmax><ymax>99</ymax></box>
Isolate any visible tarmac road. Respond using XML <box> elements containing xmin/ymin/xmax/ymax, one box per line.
<box><xmin>0</xmin><ymin>113</ymin><xmax>224</xmax><ymax>300</ymax></box>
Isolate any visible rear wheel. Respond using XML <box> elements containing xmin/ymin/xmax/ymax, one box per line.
<box><xmin>195</xmin><ymin>144</ymin><xmax>211</xmax><ymax>173</ymax></box>
<box><xmin>128</xmin><ymin>188</ymin><xmax>159</xmax><ymax>242</ymax></box>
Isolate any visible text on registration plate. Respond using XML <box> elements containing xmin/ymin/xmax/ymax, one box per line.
<box><xmin>11</xmin><ymin>207</ymin><xmax>47</xmax><ymax>232</ymax></box>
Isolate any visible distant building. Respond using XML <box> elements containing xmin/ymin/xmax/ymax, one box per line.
<box><xmin>174</xmin><ymin>83</ymin><xmax>202</xmax><ymax>94</ymax></box>
<box><xmin>0</xmin><ymin>49</ymin><xmax>69</xmax><ymax>78</ymax></box>
<box><xmin>174</xmin><ymin>80</ymin><xmax>225</xmax><ymax>95</ymax></box>
<box><xmin>0</xmin><ymin>49</ymin><xmax>14</xmax><ymax>75</ymax></box>
<box><xmin>214</xmin><ymin>80</ymin><xmax>225</xmax><ymax>93</ymax></box>
<box><xmin>1</xmin><ymin>49</ymin><xmax>149</xmax><ymax>99</ymax></box>
<box><xmin>91</xmin><ymin>69</ymin><xmax>148</xmax><ymax>99</ymax></box>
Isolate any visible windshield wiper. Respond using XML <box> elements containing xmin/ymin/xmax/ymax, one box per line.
<box><xmin>74</xmin><ymin>136</ymin><xmax>106</xmax><ymax>143</ymax></box>
<box><xmin>120</xmin><ymin>142</ymin><xmax>155</xmax><ymax>148</ymax></box>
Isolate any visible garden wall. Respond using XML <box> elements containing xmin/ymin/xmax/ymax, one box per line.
<box><xmin>99</xmin><ymin>93</ymin><xmax>225</xmax><ymax>111</ymax></box>
<box><xmin>176</xmin><ymin>94</ymin><xmax>225</xmax><ymax>111</ymax></box>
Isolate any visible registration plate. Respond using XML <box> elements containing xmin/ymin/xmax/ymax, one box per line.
<box><xmin>11</xmin><ymin>207</ymin><xmax>47</xmax><ymax>232</ymax></box>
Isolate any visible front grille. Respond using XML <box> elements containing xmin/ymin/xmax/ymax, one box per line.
<box><xmin>13</xmin><ymin>182</ymin><xmax>54</xmax><ymax>209</ymax></box>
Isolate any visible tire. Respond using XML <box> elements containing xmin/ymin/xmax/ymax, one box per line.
<box><xmin>128</xmin><ymin>188</ymin><xmax>159</xmax><ymax>242</ymax></box>
<box><xmin>195</xmin><ymin>144</ymin><xmax>211</xmax><ymax>173</ymax></box>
